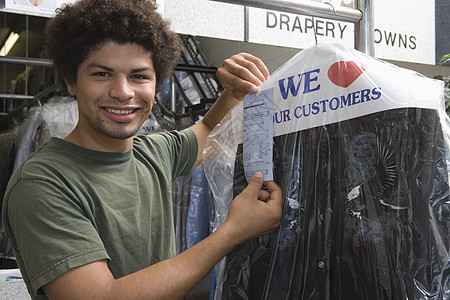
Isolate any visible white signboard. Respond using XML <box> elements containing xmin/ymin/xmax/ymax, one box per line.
<box><xmin>203</xmin><ymin>0</ymin><xmax>436</xmax><ymax>65</ymax></box>
<box><xmin>2</xmin><ymin>0</ymin><xmax>438</xmax><ymax>65</ymax></box>
<box><xmin>247</xmin><ymin>8</ymin><xmax>355</xmax><ymax>50</ymax></box>
<box><xmin>160</xmin><ymin>0</ymin><xmax>244</xmax><ymax>41</ymax></box>
<box><xmin>373</xmin><ymin>0</ymin><xmax>435</xmax><ymax>65</ymax></box>
<box><xmin>4</xmin><ymin>0</ymin><xmax>65</xmax><ymax>16</ymax></box>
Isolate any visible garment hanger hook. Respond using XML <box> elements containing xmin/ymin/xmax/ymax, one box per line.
<box><xmin>312</xmin><ymin>2</ymin><xmax>337</xmax><ymax>46</ymax></box>
<box><xmin>324</xmin><ymin>1</ymin><xmax>338</xmax><ymax>16</ymax></box>
<box><xmin>312</xmin><ymin>16</ymin><xmax>318</xmax><ymax>46</ymax></box>
<box><xmin>313</xmin><ymin>2</ymin><xmax>338</xmax><ymax>46</ymax></box>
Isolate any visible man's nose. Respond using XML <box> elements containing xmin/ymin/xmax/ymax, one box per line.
<box><xmin>109</xmin><ymin>76</ymin><xmax>134</xmax><ymax>101</ymax></box>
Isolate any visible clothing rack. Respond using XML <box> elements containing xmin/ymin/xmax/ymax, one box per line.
<box><xmin>1</xmin><ymin>0</ymin><xmax>374</xmax><ymax>131</ymax></box>
<box><xmin>0</xmin><ymin>34</ymin><xmax>224</xmax><ymax>133</ymax></box>
<box><xmin>0</xmin><ymin>55</ymin><xmax>57</xmax><ymax>129</ymax></box>
<box><xmin>152</xmin><ymin>34</ymin><xmax>224</xmax><ymax>130</ymax></box>
<box><xmin>0</xmin><ymin>83</ymin><xmax>58</xmax><ymax>128</ymax></box>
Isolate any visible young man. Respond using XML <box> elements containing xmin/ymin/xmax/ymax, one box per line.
<box><xmin>2</xmin><ymin>0</ymin><xmax>283</xmax><ymax>299</ymax></box>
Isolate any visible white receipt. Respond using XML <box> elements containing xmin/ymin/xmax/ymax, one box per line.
<box><xmin>243</xmin><ymin>88</ymin><xmax>274</xmax><ymax>182</ymax></box>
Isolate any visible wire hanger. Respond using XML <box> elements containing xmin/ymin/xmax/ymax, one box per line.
<box><xmin>312</xmin><ymin>2</ymin><xmax>339</xmax><ymax>46</ymax></box>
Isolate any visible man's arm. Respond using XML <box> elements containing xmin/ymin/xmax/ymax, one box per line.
<box><xmin>190</xmin><ymin>52</ymin><xmax>270</xmax><ymax>167</ymax></box>
<box><xmin>43</xmin><ymin>172</ymin><xmax>282</xmax><ymax>300</ymax></box>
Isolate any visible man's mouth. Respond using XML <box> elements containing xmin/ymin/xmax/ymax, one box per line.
<box><xmin>105</xmin><ymin>108</ymin><xmax>137</xmax><ymax>115</ymax></box>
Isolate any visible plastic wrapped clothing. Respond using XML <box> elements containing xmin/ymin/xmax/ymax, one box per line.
<box><xmin>203</xmin><ymin>43</ymin><xmax>450</xmax><ymax>300</ymax></box>
<box><xmin>186</xmin><ymin>164</ymin><xmax>215</xmax><ymax>249</ymax></box>
<box><xmin>172</xmin><ymin>165</ymin><xmax>216</xmax><ymax>300</ymax></box>
<box><xmin>0</xmin><ymin>97</ymin><xmax>78</xmax><ymax>268</ymax></box>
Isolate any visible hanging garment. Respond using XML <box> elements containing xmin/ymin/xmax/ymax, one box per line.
<box><xmin>203</xmin><ymin>43</ymin><xmax>450</xmax><ymax>300</ymax></box>
<box><xmin>13</xmin><ymin>97</ymin><xmax>78</xmax><ymax>171</ymax></box>
<box><xmin>1</xmin><ymin>97</ymin><xmax>77</xmax><ymax>268</ymax></box>
<box><xmin>186</xmin><ymin>164</ymin><xmax>215</xmax><ymax>249</ymax></box>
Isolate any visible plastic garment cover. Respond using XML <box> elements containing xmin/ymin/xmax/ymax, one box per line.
<box><xmin>1</xmin><ymin>97</ymin><xmax>78</xmax><ymax>267</ymax></box>
<box><xmin>13</xmin><ymin>96</ymin><xmax>78</xmax><ymax>170</ymax></box>
<box><xmin>186</xmin><ymin>164</ymin><xmax>215</xmax><ymax>249</ymax></box>
<box><xmin>171</xmin><ymin>165</ymin><xmax>216</xmax><ymax>300</ymax></box>
<box><xmin>203</xmin><ymin>43</ymin><xmax>450</xmax><ymax>300</ymax></box>
<box><xmin>0</xmin><ymin>97</ymin><xmax>78</xmax><ymax>269</ymax></box>
<box><xmin>172</xmin><ymin>165</ymin><xmax>215</xmax><ymax>251</ymax></box>
<box><xmin>0</xmin><ymin>124</ymin><xmax>28</xmax><ymax>267</ymax></box>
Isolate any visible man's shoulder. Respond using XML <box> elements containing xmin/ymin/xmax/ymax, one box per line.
<box><xmin>133</xmin><ymin>129</ymin><xmax>195</xmax><ymax>149</ymax></box>
<box><xmin>11</xmin><ymin>138</ymin><xmax>79</xmax><ymax>184</ymax></box>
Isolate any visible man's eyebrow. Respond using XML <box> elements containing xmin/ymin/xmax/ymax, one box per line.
<box><xmin>87</xmin><ymin>63</ymin><xmax>153</xmax><ymax>73</ymax></box>
<box><xmin>87</xmin><ymin>63</ymin><xmax>114</xmax><ymax>72</ymax></box>
<box><xmin>130</xmin><ymin>67</ymin><xmax>154</xmax><ymax>73</ymax></box>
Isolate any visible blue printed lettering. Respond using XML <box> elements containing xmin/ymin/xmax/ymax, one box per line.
<box><xmin>320</xmin><ymin>99</ymin><xmax>329</xmax><ymax>112</ymax></box>
<box><xmin>352</xmin><ymin>91</ymin><xmax>360</xmax><ymax>105</ymax></box>
<box><xmin>303</xmin><ymin>104</ymin><xmax>311</xmax><ymax>117</ymax></box>
<box><xmin>273</xmin><ymin>111</ymin><xmax>283</xmax><ymax>124</ymax></box>
<box><xmin>340</xmin><ymin>94</ymin><xmax>352</xmax><ymax>107</ymax></box>
<box><xmin>371</xmin><ymin>87</ymin><xmax>382</xmax><ymax>100</ymax></box>
<box><xmin>278</xmin><ymin>74</ymin><xmax>304</xmax><ymax>100</ymax></box>
<box><xmin>303</xmin><ymin>69</ymin><xmax>321</xmax><ymax>94</ymax></box>
<box><xmin>311</xmin><ymin>102</ymin><xmax>320</xmax><ymax>115</ymax></box>
<box><xmin>294</xmin><ymin>106</ymin><xmax>302</xmax><ymax>118</ymax></box>
<box><xmin>329</xmin><ymin>97</ymin><xmax>339</xmax><ymax>110</ymax></box>
<box><xmin>273</xmin><ymin>109</ymin><xmax>291</xmax><ymax>124</ymax></box>
<box><xmin>282</xmin><ymin>109</ymin><xmax>291</xmax><ymax>122</ymax></box>
<box><xmin>278</xmin><ymin>69</ymin><xmax>321</xmax><ymax>100</ymax></box>
<box><xmin>360</xmin><ymin>89</ymin><xmax>371</xmax><ymax>102</ymax></box>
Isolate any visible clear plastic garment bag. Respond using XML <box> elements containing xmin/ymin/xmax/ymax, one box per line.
<box><xmin>203</xmin><ymin>43</ymin><xmax>450</xmax><ymax>300</ymax></box>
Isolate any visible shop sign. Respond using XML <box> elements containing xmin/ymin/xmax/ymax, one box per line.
<box><xmin>1</xmin><ymin>0</ymin><xmax>438</xmax><ymax>65</ymax></box>
<box><xmin>158</xmin><ymin>0</ymin><xmax>244</xmax><ymax>41</ymax></box>
<box><xmin>209</xmin><ymin>0</ymin><xmax>437</xmax><ymax>65</ymax></box>
<box><xmin>247</xmin><ymin>7</ymin><xmax>355</xmax><ymax>49</ymax></box>
<box><xmin>373</xmin><ymin>0</ymin><xmax>435</xmax><ymax>65</ymax></box>
<box><xmin>3</xmin><ymin>0</ymin><xmax>63</xmax><ymax>16</ymax></box>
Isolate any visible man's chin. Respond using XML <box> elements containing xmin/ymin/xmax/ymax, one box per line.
<box><xmin>101</xmin><ymin>128</ymin><xmax>139</xmax><ymax>140</ymax></box>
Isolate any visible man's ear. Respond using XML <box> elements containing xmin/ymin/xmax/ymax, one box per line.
<box><xmin>64</xmin><ymin>78</ymin><xmax>76</xmax><ymax>97</ymax></box>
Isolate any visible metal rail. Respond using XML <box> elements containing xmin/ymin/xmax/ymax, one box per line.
<box><xmin>0</xmin><ymin>56</ymin><xmax>220</xmax><ymax>71</ymax></box>
<box><xmin>0</xmin><ymin>83</ymin><xmax>58</xmax><ymax>127</ymax></box>
<box><xmin>210</xmin><ymin>0</ymin><xmax>362</xmax><ymax>23</ymax></box>
<box><xmin>0</xmin><ymin>94</ymin><xmax>34</xmax><ymax>100</ymax></box>
<box><xmin>0</xmin><ymin>56</ymin><xmax>53</xmax><ymax>66</ymax></box>
<box><xmin>355</xmin><ymin>0</ymin><xmax>374</xmax><ymax>55</ymax></box>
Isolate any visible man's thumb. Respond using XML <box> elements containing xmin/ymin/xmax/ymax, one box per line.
<box><xmin>247</xmin><ymin>171</ymin><xmax>264</xmax><ymax>191</ymax></box>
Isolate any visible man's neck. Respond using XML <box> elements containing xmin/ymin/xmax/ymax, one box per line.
<box><xmin>64</xmin><ymin>127</ymin><xmax>134</xmax><ymax>153</ymax></box>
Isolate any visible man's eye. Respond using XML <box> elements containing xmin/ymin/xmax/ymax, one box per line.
<box><xmin>132</xmin><ymin>74</ymin><xmax>147</xmax><ymax>79</ymax></box>
<box><xmin>94</xmin><ymin>72</ymin><xmax>109</xmax><ymax>77</ymax></box>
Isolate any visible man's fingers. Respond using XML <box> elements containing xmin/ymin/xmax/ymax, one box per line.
<box><xmin>216</xmin><ymin>69</ymin><xmax>258</xmax><ymax>94</ymax></box>
<box><xmin>217</xmin><ymin>53</ymin><xmax>270</xmax><ymax>94</ymax></box>
<box><xmin>263</xmin><ymin>181</ymin><xmax>283</xmax><ymax>207</ymax></box>
<box><xmin>230</xmin><ymin>53</ymin><xmax>270</xmax><ymax>83</ymax></box>
<box><xmin>258</xmin><ymin>189</ymin><xmax>270</xmax><ymax>201</ymax></box>
<box><xmin>263</xmin><ymin>180</ymin><xmax>281</xmax><ymax>194</ymax></box>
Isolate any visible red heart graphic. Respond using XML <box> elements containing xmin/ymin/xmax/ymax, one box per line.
<box><xmin>327</xmin><ymin>61</ymin><xmax>366</xmax><ymax>88</ymax></box>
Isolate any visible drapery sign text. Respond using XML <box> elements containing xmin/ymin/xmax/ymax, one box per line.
<box><xmin>248</xmin><ymin>8</ymin><xmax>355</xmax><ymax>49</ymax></box>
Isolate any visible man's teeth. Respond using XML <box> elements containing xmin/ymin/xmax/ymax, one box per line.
<box><xmin>106</xmin><ymin>108</ymin><xmax>135</xmax><ymax>115</ymax></box>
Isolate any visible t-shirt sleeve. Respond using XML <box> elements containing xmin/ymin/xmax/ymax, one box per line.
<box><xmin>174</xmin><ymin>129</ymin><xmax>198</xmax><ymax>176</ymax></box>
<box><xmin>4</xmin><ymin>178</ymin><xmax>110</xmax><ymax>296</ymax></box>
<box><xmin>138</xmin><ymin>128</ymin><xmax>198</xmax><ymax>180</ymax></box>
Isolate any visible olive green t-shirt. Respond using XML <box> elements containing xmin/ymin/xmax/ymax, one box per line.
<box><xmin>2</xmin><ymin>129</ymin><xmax>198</xmax><ymax>299</ymax></box>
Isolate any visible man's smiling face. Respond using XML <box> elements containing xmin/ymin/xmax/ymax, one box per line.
<box><xmin>66</xmin><ymin>42</ymin><xmax>156</xmax><ymax>145</ymax></box>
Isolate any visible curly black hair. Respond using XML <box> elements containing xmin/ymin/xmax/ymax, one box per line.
<box><xmin>45</xmin><ymin>0</ymin><xmax>180</xmax><ymax>91</ymax></box>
